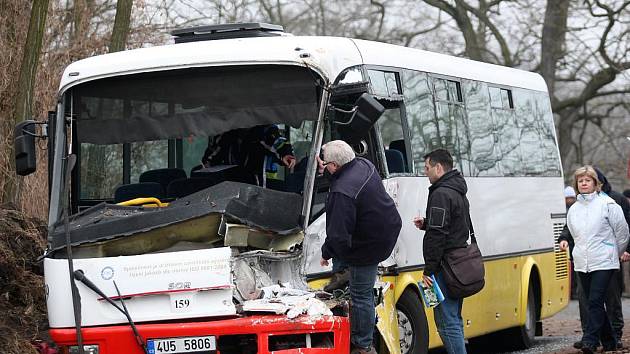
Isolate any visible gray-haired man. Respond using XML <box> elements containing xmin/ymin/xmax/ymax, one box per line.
<box><xmin>317</xmin><ymin>140</ymin><xmax>402</xmax><ymax>354</ymax></box>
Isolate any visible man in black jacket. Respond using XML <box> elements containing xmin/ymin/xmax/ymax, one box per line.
<box><xmin>414</xmin><ymin>149</ymin><xmax>468</xmax><ymax>354</ymax></box>
<box><xmin>318</xmin><ymin>140</ymin><xmax>402</xmax><ymax>354</ymax></box>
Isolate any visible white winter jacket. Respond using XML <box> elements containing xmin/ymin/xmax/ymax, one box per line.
<box><xmin>567</xmin><ymin>192</ymin><xmax>630</xmax><ymax>273</ymax></box>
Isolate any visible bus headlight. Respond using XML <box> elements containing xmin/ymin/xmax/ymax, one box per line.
<box><xmin>66</xmin><ymin>344</ymin><xmax>100</xmax><ymax>354</ymax></box>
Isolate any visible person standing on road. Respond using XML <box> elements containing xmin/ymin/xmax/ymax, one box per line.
<box><xmin>595</xmin><ymin>169</ymin><xmax>630</xmax><ymax>349</ymax></box>
<box><xmin>318</xmin><ymin>140</ymin><xmax>402</xmax><ymax>354</ymax></box>
<box><xmin>565</xmin><ymin>186</ymin><xmax>577</xmax><ymax>210</ymax></box>
<box><xmin>561</xmin><ymin>169</ymin><xmax>630</xmax><ymax>350</ymax></box>
<box><xmin>413</xmin><ymin>149</ymin><xmax>469</xmax><ymax>354</ymax></box>
<box><xmin>559</xmin><ymin>165</ymin><xmax>629</xmax><ymax>354</ymax></box>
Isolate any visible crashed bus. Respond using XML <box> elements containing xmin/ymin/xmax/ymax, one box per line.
<box><xmin>14</xmin><ymin>23</ymin><xmax>569</xmax><ymax>354</ymax></box>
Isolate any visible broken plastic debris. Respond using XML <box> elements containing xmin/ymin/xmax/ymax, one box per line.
<box><xmin>242</xmin><ymin>286</ymin><xmax>332</xmax><ymax>319</ymax></box>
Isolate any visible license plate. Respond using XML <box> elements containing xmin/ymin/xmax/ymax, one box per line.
<box><xmin>147</xmin><ymin>336</ymin><xmax>216</xmax><ymax>353</ymax></box>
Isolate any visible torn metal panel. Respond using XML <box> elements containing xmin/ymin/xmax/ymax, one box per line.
<box><xmin>224</xmin><ymin>223</ymin><xmax>304</xmax><ymax>251</ymax></box>
<box><xmin>65</xmin><ymin>214</ymin><xmax>223</xmax><ymax>259</ymax></box>
<box><xmin>49</xmin><ymin>182</ymin><xmax>304</xmax><ymax>255</ymax></box>
<box><xmin>375</xmin><ymin>281</ymin><xmax>400</xmax><ymax>354</ymax></box>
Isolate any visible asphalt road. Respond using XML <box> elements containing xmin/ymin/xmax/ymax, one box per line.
<box><xmin>429</xmin><ymin>298</ymin><xmax>630</xmax><ymax>354</ymax></box>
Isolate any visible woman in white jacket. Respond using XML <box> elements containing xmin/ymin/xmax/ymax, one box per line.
<box><xmin>559</xmin><ymin>165</ymin><xmax>629</xmax><ymax>353</ymax></box>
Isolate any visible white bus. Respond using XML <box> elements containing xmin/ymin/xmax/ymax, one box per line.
<box><xmin>15</xmin><ymin>23</ymin><xmax>568</xmax><ymax>354</ymax></box>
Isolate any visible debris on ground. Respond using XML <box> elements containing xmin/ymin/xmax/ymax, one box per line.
<box><xmin>0</xmin><ymin>206</ymin><xmax>48</xmax><ymax>354</ymax></box>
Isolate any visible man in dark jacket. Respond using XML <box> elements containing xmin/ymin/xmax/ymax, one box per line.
<box><xmin>318</xmin><ymin>140</ymin><xmax>402</xmax><ymax>354</ymax></box>
<box><xmin>559</xmin><ymin>168</ymin><xmax>630</xmax><ymax>350</ymax></box>
<box><xmin>414</xmin><ymin>149</ymin><xmax>469</xmax><ymax>354</ymax></box>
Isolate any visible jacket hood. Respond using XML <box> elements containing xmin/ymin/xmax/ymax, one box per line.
<box><xmin>595</xmin><ymin>168</ymin><xmax>612</xmax><ymax>194</ymax></box>
<box><xmin>430</xmin><ymin>169</ymin><xmax>468</xmax><ymax>195</ymax></box>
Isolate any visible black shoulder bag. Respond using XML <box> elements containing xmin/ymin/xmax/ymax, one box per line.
<box><xmin>441</xmin><ymin>212</ymin><xmax>485</xmax><ymax>298</ymax></box>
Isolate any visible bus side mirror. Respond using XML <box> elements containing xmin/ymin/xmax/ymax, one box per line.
<box><xmin>333</xmin><ymin>93</ymin><xmax>384</xmax><ymax>141</ymax></box>
<box><xmin>14</xmin><ymin>120</ymin><xmax>37</xmax><ymax>176</ymax></box>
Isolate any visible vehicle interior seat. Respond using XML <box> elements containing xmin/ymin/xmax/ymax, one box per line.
<box><xmin>114</xmin><ymin>182</ymin><xmax>164</xmax><ymax>203</ymax></box>
<box><xmin>139</xmin><ymin>168</ymin><xmax>187</xmax><ymax>192</ymax></box>
<box><xmin>388</xmin><ymin>139</ymin><xmax>408</xmax><ymax>171</ymax></box>
<box><xmin>385</xmin><ymin>149</ymin><xmax>406</xmax><ymax>173</ymax></box>
<box><xmin>166</xmin><ymin>177</ymin><xmax>220</xmax><ymax>199</ymax></box>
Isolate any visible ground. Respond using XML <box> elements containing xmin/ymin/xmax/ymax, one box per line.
<box><xmin>541</xmin><ymin>298</ymin><xmax>630</xmax><ymax>354</ymax></box>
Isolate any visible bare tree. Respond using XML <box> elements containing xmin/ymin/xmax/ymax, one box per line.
<box><xmin>109</xmin><ymin>0</ymin><xmax>133</xmax><ymax>52</ymax></box>
<box><xmin>2</xmin><ymin>0</ymin><xmax>50</xmax><ymax>206</ymax></box>
<box><xmin>421</xmin><ymin>0</ymin><xmax>630</xmax><ymax>186</ymax></box>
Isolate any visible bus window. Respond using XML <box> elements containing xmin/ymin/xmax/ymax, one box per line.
<box><xmin>79</xmin><ymin>143</ymin><xmax>123</xmax><ymax>199</ymax></box>
<box><xmin>402</xmin><ymin>70</ymin><xmax>435</xmax><ymax>175</ymax></box>
<box><xmin>431</xmin><ymin>77</ymin><xmax>471</xmax><ymax>174</ymax></box>
<box><xmin>182</xmin><ymin>136</ymin><xmax>207</xmax><ymax>174</ymax></box>
<box><xmin>513</xmin><ymin>89</ymin><xmax>547</xmax><ymax>176</ymax></box>
<box><xmin>377</xmin><ymin>107</ymin><xmax>408</xmax><ymax>174</ymax></box>
<box><xmin>493</xmin><ymin>105</ymin><xmax>522</xmax><ymax>176</ymax></box>
<box><xmin>130</xmin><ymin>140</ymin><xmax>169</xmax><ymax>183</ymax></box>
<box><xmin>463</xmin><ymin>80</ymin><xmax>502</xmax><ymax>176</ymax></box>
<box><xmin>535</xmin><ymin>94</ymin><xmax>561</xmax><ymax>176</ymax></box>
<box><xmin>486</xmin><ymin>85</ymin><xmax>522</xmax><ymax>176</ymax></box>
<box><xmin>368</xmin><ymin>70</ymin><xmax>400</xmax><ymax>97</ymax></box>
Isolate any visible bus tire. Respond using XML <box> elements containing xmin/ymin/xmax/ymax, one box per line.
<box><xmin>397</xmin><ymin>289</ymin><xmax>429</xmax><ymax>354</ymax></box>
<box><xmin>502</xmin><ymin>282</ymin><xmax>537</xmax><ymax>350</ymax></box>
<box><xmin>516</xmin><ymin>282</ymin><xmax>537</xmax><ymax>348</ymax></box>
<box><xmin>469</xmin><ymin>282</ymin><xmax>537</xmax><ymax>351</ymax></box>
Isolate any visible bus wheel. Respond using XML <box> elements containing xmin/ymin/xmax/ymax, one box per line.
<box><xmin>504</xmin><ymin>282</ymin><xmax>537</xmax><ymax>350</ymax></box>
<box><xmin>397</xmin><ymin>289</ymin><xmax>429</xmax><ymax>354</ymax></box>
<box><xmin>518</xmin><ymin>283</ymin><xmax>537</xmax><ymax>348</ymax></box>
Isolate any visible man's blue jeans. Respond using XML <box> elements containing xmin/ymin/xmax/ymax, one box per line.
<box><xmin>349</xmin><ymin>264</ymin><xmax>378</xmax><ymax>349</ymax></box>
<box><xmin>433</xmin><ymin>272</ymin><xmax>467</xmax><ymax>354</ymax></box>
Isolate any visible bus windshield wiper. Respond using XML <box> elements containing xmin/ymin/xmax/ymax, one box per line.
<box><xmin>74</xmin><ymin>270</ymin><xmax>147</xmax><ymax>353</ymax></box>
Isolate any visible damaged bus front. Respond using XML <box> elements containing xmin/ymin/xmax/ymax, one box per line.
<box><xmin>27</xmin><ymin>30</ymin><xmax>393</xmax><ymax>354</ymax></box>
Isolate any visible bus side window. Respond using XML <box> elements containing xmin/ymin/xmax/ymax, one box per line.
<box><xmin>402</xmin><ymin>70</ymin><xmax>434</xmax><ymax>175</ymax></box>
<box><xmin>432</xmin><ymin>78</ymin><xmax>470</xmax><ymax>175</ymax></box>
<box><xmin>402</xmin><ymin>70</ymin><xmax>470</xmax><ymax>175</ymax></box>
<box><xmin>376</xmin><ymin>107</ymin><xmax>409</xmax><ymax>174</ymax></box>
<box><xmin>463</xmin><ymin>80</ymin><xmax>503</xmax><ymax>176</ymax></box>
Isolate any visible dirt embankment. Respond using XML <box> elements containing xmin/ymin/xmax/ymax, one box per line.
<box><xmin>0</xmin><ymin>206</ymin><xmax>48</xmax><ymax>354</ymax></box>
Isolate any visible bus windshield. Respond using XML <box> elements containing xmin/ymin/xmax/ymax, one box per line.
<box><xmin>68</xmin><ymin>65</ymin><xmax>321</xmax><ymax>204</ymax></box>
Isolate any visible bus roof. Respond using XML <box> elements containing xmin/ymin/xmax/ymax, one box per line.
<box><xmin>353</xmin><ymin>39</ymin><xmax>549</xmax><ymax>92</ymax></box>
<box><xmin>59</xmin><ymin>36</ymin><xmax>548</xmax><ymax>93</ymax></box>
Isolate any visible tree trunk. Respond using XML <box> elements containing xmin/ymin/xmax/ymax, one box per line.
<box><xmin>109</xmin><ymin>0</ymin><xmax>133</xmax><ymax>53</ymax></box>
<box><xmin>556</xmin><ymin>108</ymin><xmax>579</xmax><ymax>177</ymax></box>
<box><xmin>2</xmin><ymin>0</ymin><xmax>49</xmax><ymax>206</ymax></box>
<box><xmin>423</xmin><ymin>0</ymin><xmax>484</xmax><ymax>61</ymax></box>
<box><xmin>540</xmin><ymin>0</ymin><xmax>569</xmax><ymax>100</ymax></box>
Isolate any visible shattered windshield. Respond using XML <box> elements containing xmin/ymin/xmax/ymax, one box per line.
<box><xmin>68</xmin><ymin>65</ymin><xmax>320</xmax><ymax>205</ymax></box>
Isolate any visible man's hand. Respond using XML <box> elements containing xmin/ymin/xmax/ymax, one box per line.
<box><xmin>621</xmin><ymin>251</ymin><xmax>630</xmax><ymax>262</ymax></box>
<box><xmin>316</xmin><ymin>154</ymin><xmax>326</xmax><ymax>175</ymax></box>
<box><xmin>282</xmin><ymin>155</ymin><xmax>296</xmax><ymax>170</ymax></box>
<box><xmin>559</xmin><ymin>240</ymin><xmax>569</xmax><ymax>251</ymax></box>
<box><xmin>413</xmin><ymin>216</ymin><xmax>424</xmax><ymax>230</ymax></box>
<box><xmin>422</xmin><ymin>274</ymin><xmax>433</xmax><ymax>288</ymax></box>
<box><xmin>320</xmin><ymin>258</ymin><xmax>329</xmax><ymax>267</ymax></box>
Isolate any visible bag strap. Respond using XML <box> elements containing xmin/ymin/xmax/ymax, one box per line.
<box><xmin>465</xmin><ymin>201</ymin><xmax>477</xmax><ymax>244</ymax></box>
<box><xmin>441</xmin><ymin>183</ymin><xmax>477</xmax><ymax>244</ymax></box>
